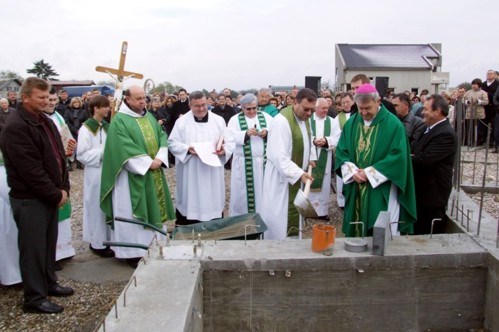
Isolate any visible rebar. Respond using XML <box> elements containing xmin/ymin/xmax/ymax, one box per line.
<box><xmin>477</xmin><ymin>125</ymin><xmax>492</xmax><ymax>236</ymax></box>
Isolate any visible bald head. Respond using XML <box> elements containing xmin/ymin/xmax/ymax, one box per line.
<box><xmin>125</xmin><ymin>85</ymin><xmax>146</xmax><ymax>113</ymax></box>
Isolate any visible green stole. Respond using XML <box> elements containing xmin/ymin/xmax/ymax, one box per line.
<box><xmin>100</xmin><ymin>111</ymin><xmax>175</xmax><ymax>229</ymax></box>
<box><xmin>335</xmin><ymin>105</ymin><xmax>417</xmax><ymax>237</ymax></box>
<box><xmin>280</xmin><ymin>106</ymin><xmax>311</xmax><ymax>236</ymax></box>
<box><xmin>310</xmin><ymin>115</ymin><xmax>331</xmax><ymax>190</ymax></box>
<box><xmin>338</xmin><ymin>112</ymin><xmax>347</xmax><ymax>129</ymax></box>
<box><xmin>238</xmin><ymin>112</ymin><xmax>268</xmax><ymax>213</ymax></box>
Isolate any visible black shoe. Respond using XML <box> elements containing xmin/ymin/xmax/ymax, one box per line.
<box><xmin>90</xmin><ymin>245</ymin><xmax>115</xmax><ymax>258</ymax></box>
<box><xmin>54</xmin><ymin>261</ymin><xmax>63</xmax><ymax>271</ymax></box>
<box><xmin>23</xmin><ymin>300</ymin><xmax>64</xmax><ymax>314</ymax></box>
<box><xmin>48</xmin><ymin>284</ymin><xmax>74</xmax><ymax>297</ymax></box>
<box><xmin>126</xmin><ymin>258</ymin><xmax>141</xmax><ymax>269</ymax></box>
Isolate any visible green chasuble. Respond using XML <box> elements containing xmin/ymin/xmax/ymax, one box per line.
<box><xmin>100</xmin><ymin>111</ymin><xmax>175</xmax><ymax>229</ymax></box>
<box><xmin>280</xmin><ymin>106</ymin><xmax>311</xmax><ymax>236</ymax></box>
<box><xmin>335</xmin><ymin>105</ymin><xmax>416</xmax><ymax>237</ymax></box>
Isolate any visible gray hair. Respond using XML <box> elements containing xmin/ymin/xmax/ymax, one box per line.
<box><xmin>354</xmin><ymin>92</ymin><xmax>379</xmax><ymax>104</ymax></box>
<box><xmin>258</xmin><ymin>88</ymin><xmax>271</xmax><ymax>96</ymax></box>
<box><xmin>240</xmin><ymin>93</ymin><xmax>257</xmax><ymax>107</ymax></box>
<box><xmin>315</xmin><ymin>97</ymin><xmax>328</xmax><ymax>108</ymax></box>
<box><xmin>0</xmin><ymin>98</ymin><xmax>8</xmax><ymax>104</ymax></box>
<box><xmin>189</xmin><ymin>91</ymin><xmax>205</xmax><ymax>101</ymax></box>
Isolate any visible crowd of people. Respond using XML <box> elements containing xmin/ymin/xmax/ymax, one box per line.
<box><xmin>0</xmin><ymin>69</ymin><xmax>497</xmax><ymax>314</ymax></box>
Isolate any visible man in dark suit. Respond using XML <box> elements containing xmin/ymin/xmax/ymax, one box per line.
<box><xmin>482</xmin><ymin>70</ymin><xmax>498</xmax><ymax>148</ymax></box>
<box><xmin>412</xmin><ymin>94</ymin><xmax>457</xmax><ymax>235</ymax></box>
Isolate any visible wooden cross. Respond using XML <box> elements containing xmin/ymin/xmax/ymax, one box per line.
<box><xmin>95</xmin><ymin>41</ymin><xmax>143</xmax><ymax>118</ymax></box>
<box><xmin>95</xmin><ymin>41</ymin><xmax>143</xmax><ymax>82</ymax></box>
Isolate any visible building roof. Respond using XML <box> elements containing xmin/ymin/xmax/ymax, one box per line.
<box><xmin>337</xmin><ymin>44</ymin><xmax>440</xmax><ymax>70</ymax></box>
<box><xmin>0</xmin><ymin>79</ymin><xmax>22</xmax><ymax>90</ymax></box>
<box><xmin>49</xmin><ymin>80</ymin><xmax>95</xmax><ymax>87</ymax></box>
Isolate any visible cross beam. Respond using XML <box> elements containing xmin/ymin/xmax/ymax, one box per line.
<box><xmin>95</xmin><ymin>41</ymin><xmax>143</xmax><ymax>81</ymax></box>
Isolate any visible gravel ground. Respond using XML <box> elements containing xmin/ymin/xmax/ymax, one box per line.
<box><xmin>1</xmin><ymin>149</ymin><xmax>497</xmax><ymax>331</ymax></box>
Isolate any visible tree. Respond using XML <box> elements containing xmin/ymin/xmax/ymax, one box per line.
<box><xmin>0</xmin><ymin>70</ymin><xmax>23</xmax><ymax>81</ymax></box>
<box><xmin>150</xmin><ymin>81</ymin><xmax>184</xmax><ymax>95</ymax></box>
<box><xmin>26</xmin><ymin>59</ymin><xmax>59</xmax><ymax>80</ymax></box>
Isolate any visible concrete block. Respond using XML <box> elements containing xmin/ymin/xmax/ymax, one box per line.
<box><xmin>372</xmin><ymin>211</ymin><xmax>390</xmax><ymax>256</ymax></box>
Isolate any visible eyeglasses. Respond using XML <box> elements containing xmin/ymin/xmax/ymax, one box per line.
<box><xmin>245</xmin><ymin>107</ymin><xmax>257</xmax><ymax>111</ymax></box>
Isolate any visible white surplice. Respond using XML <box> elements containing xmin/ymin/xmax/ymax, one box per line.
<box><xmin>0</xmin><ymin>164</ymin><xmax>22</xmax><ymax>285</ymax></box>
<box><xmin>76</xmin><ymin>123</ymin><xmax>112</xmax><ymax>250</ymax></box>
<box><xmin>168</xmin><ymin>111</ymin><xmax>235</xmax><ymax>221</ymax></box>
<box><xmin>46</xmin><ymin>112</ymin><xmax>75</xmax><ymax>261</ymax></box>
<box><xmin>308</xmin><ymin>113</ymin><xmax>334</xmax><ymax>217</ymax></box>
<box><xmin>107</xmin><ymin>105</ymin><xmax>169</xmax><ymax>259</ymax></box>
<box><xmin>261</xmin><ymin>112</ymin><xmax>316</xmax><ymax>240</ymax></box>
<box><xmin>331</xmin><ymin>112</ymin><xmax>351</xmax><ymax>208</ymax></box>
<box><xmin>227</xmin><ymin>112</ymin><xmax>273</xmax><ymax>216</ymax></box>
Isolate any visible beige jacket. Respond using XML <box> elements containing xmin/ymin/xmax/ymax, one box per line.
<box><xmin>464</xmin><ymin>89</ymin><xmax>488</xmax><ymax>119</ymax></box>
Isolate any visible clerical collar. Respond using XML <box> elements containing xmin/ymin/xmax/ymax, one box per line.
<box><xmin>194</xmin><ymin>112</ymin><xmax>209</xmax><ymax>123</ymax></box>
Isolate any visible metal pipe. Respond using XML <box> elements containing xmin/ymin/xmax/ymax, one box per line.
<box><xmin>477</xmin><ymin>125</ymin><xmax>491</xmax><ymax>236</ymax></box>
<box><xmin>430</xmin><ymin>218</ymin><xmax>441</xmax><ymax>238</ymax></box>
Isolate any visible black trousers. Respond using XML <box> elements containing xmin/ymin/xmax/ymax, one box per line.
<box><xmin>413</xmin><ymin>205</ymin><xmax>448</xmax><ymax>235</ymax></box>
<box><xmin>10</xmin><ymin>198</ymin><xmax>58</xmax><ymax>305</ymax></box>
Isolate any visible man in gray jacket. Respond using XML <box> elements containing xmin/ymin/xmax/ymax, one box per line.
<box><xmin>392</xmin><ymin>93</ymin><xmax>426</xmax><ymax>151</ymax></box>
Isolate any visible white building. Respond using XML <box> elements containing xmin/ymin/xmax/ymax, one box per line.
<box><xmin>335</xmin><ymin>43</ymin><xmax>449</xmax><ymax>95</ymax></box>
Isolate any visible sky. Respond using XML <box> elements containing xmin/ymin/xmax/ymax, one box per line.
<box><xmin>1</xmin><ymin>0</ymin><xmax>498</xmax><ymax>92</ymax></box>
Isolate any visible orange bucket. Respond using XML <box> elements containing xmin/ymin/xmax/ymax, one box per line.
<box><xmin>312</xmin><ymin>224</ymin><xmax>336</xmax><ymax>254</ymax></box>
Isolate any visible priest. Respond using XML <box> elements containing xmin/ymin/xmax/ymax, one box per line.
<box><xmin>100</xmin><ymin>86</ymin><xmax>175</xmax><ymax>266</ymax></box>
<box><xmin>308</xmin><ymin>98</ymin><xmax>335</xmax><ymax>219</ymax></box>
<box><xmin>168</xmin><ymin>91</ymin><xmax>235</xmax><ymax>225</ymax></box>
<box><xmin>261</xmin><ymin>88</ymin><xmax>317</xmax><ymax>240</ymax></box>
<box><xmin>227</xmin><ymin>93</ymin><xmax>273</xmax><ymax>216</ymax></box>
<box><xmin>335</xmin><ymin>83</ymin><xmax>416</xmax><ymax>237</ymax></box>
<box><xmin>46</xmin><ymin>88</ymin><xmax>76</xmax><ymax>262</ymax></box>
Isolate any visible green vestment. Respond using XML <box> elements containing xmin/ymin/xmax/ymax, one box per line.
<box><xmin>100</xmin><ymin>111</ymin><xmax>175</xmax><ymax>229</ymax></box>
<box><xmin>335</xmin><ymin>105</ymin><xmax>417</xmax><ymax>237</ymax></box>
<box><xmin>259</xmin><ymin>104</ymin><xmax>279</xmax><ymax>117</ymax></box>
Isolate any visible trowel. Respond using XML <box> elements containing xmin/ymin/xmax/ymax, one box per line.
<box><xmin>293</xmin><ymin>165</ymin><xmax>318</xmax><ymax>218</ymax></box>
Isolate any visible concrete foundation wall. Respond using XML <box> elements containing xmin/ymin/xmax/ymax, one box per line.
<box><xmin>485</xmin><ymin>252</ymin><xmax>499</xmax><ymax>331</ymax></box>
<box><xmin>203</xmin><ymin>264</ymin><xmax>487</xmax><ymax>331</ymax></box>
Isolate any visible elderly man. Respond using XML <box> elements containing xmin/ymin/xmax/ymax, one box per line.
<box><xmin>0</xmin><ymin>77</ymin><xmax>73</xmax><ymax>314</ymax></box>
<box><xmin>0</xmin><ymin>98</ymin><xmax>15</xmax><ymax>133</ymax></box>
<box><xmin>412</xmin><ymin>94</ymin><xmax>457</xmax><ymax>234</ymax></box>
<box><xmin>227</xmin><ymin>93</ymin><xmax>273</xmax><ymax>216</ymax></box>
<box><xmin>262</xmin><ymin>88</ymin><xmax>317</xmax><ymax>240</ymax></box>
<box><xmin>100</xmin><ymin>86</ymin><xmax>175</xmax><ymax>267</ymax></box>
<box><xmin>335</xmin><ymin>83</ymin><xmax>416</xmax><ymax>238</ymax></box>
<box><xmin>308</xmin><ymin>98</ymin><xmax>335</xmax><ymax>219</ymax></box>
<box><xmin>392</xmin><ymin>93</ymin><xmax>426</xmax><ymax>151</ymax></box>
<box><xmin>257</xmin><ymin>88</ymin><xmax>279</xmax><ymax>117</ymax></box>
<box><xmin>168</xmin><ymin>91</ymin><xmax>235</xmax><ymax>225</ymax></box>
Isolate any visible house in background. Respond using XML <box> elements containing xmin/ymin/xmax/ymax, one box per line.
<box><xmin>335</xmin><ymin>43</ymin><xmax>449</xmax><ymax>96</ymax></box>
<box><xmin>49</xmin><ymin>80</ymin><xmax>95</xmax><ymax>93</ymax></box>
<box><xmin>0</xmin><ymin>79</ymin><xmax>22</xmax><ymax>99</ymax></box>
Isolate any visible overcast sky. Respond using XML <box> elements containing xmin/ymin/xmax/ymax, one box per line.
<box><xmin>1</xmin><ymin>0</ymin><xmax>498</xmax><ymax>92</ymax></box>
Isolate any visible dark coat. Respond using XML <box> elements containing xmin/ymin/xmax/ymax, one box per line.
<box><xmin>482</xmin><ymin>79</ymin><xmax>499</xmax><ymax>114</ymax></box>
<box><xmin>0</xmin><ymin>104</ymin><xmax>70</xmax><ymax>206</ymax></box>
<box><xmin>172</xmin><ymin>99</ymin><xmax>190</xmax><ymax>122</ymax></box>
<box><xmin>211</xmin><ymin>105</ymin><xmax>235</xmax><ymax>125</ymax></box>
<box><xmin>412</xmin><ymin>119</ymin><xmax>457</xmax><ymax>208</ymax></box>
<box><xmin>400</xmin><ymin>112</ymin><xmax>426</xmax><ymax>151</ymax></box>
<box><xmin>0</xmin><ymin>107</ymin><xmax>15</xmax><ymax>133</ymax></box>
<box><xmin>64</xmin><ymin>107</ymin><xmax>89</xmax><ymax>138</ymax></box>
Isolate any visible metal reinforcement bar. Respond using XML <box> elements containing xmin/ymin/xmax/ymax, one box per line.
<box><xmin>114</xmin><ymin>217</ymin><xmax>167</xmax><ymax>236</ymax></box>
